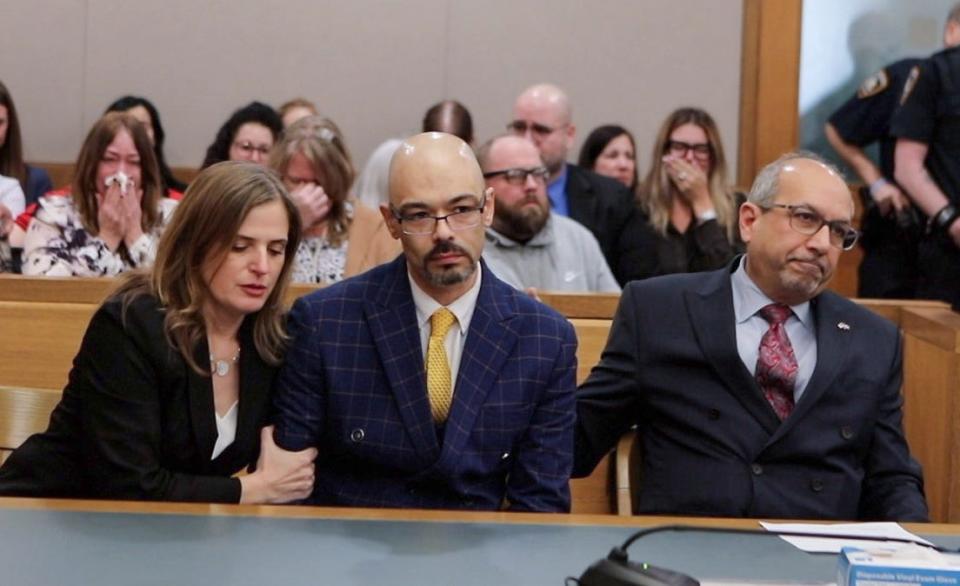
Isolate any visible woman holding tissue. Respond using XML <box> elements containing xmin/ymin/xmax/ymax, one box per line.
<box><xmin>618</xmin><ymin>107</ymin><xmax>742</xmax><ymax>282</ymax></box>
<box><xmin>0</xmin><ymin>161</ymin><xmax>316</xmax><ymax>503</ymax></box>
<box><xmin>16</xmin><ymin>112</ymin><xmax>178</xmax><ymax>276</ymax></box>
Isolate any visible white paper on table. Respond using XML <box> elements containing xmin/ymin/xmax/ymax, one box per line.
<box><xmin>759</xmin><ymin>521</ymin><xmax>933</xmax><ymax>554</ymax></box>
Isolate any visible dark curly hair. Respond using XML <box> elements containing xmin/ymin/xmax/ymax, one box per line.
<box><xmin>105</xmin><ymin>95</ymin><xmax>186</xmax><ymax>193</ymax></box>
<box><xmin>200</xmin><ymin>101</ymin><xmax>282</xmax><ymax>169</ymax></box>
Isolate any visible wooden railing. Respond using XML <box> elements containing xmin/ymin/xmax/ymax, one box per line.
<box><xmin>1</xmin><ymin>275</ymin><xmax>958</xmax><ymax>520</ymax></box>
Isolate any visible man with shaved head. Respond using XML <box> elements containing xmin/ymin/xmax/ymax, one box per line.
<box><xmin>509</xmin><ymin>83</ymin><xmax>638</xmax><ymax>283</ymax></box>
<box><xmin>273</xmin><ymin>132</ymin><xmax>577</xmax><ymax>511</ymax></box>
<box><xmin>574</xmin><ymin>152</ymin><xmax>928</xmax><ymax>521</ymax></box>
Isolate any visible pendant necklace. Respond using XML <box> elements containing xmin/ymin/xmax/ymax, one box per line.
<box><xmin>210</xmin><ymin>347</ymin><xmax>240</xmax><ymax>377</ymax></box>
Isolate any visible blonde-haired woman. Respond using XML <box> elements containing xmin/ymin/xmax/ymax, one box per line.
<box><xmin>269</xmin><ymin>115</ymin><xmax>399</xmax><ymax>284</ymax></box>
<box><xmin>620</xmin><ymin>107</ymin><xmax>743</xmax><ymax>282</ymax></box>
<box><xmin>0</xmin><ymin>162</ymin><xmax>316</xmax><ymax>503</ymax></box>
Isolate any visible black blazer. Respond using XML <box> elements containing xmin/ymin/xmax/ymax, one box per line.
<box><xmin>564</xmin><ymin>164</ymin><xmax>638</xmax><ymax>285</ymax></box>
<box><xmin>0</xmin><ymin>294</ymin><xmax>275</xmax><ymax>502</ymax></box>
<box><xmin>574</xmin><ymin>261</ymin><xmax>928</xmax><ymax>521</ymax></box>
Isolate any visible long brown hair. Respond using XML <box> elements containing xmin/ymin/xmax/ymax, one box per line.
<box><xmin>639</xmin><ymin>107</ymin><xmax>737</xmax><ymax>241</ymax></box>
<box><xmin>73</xmin><ymin>112</ymin><xmax>163</xmax><ymax>235</ymax></box>
<box><xmin>0</xmin><ymin>80</ymin><xmax>26</xmax><ymax>185</ymax></box>
<box><xmin>269</xmin><ymin>115</ymin><xmax>354</xmax><ymax>246</ymax></box>
<box><xmin>115</xmin><ymin>161</ymin><xmax>302</xmax><ymax>374</ymax></box>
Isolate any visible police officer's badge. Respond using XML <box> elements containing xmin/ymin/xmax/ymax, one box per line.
<box><xmin>857</xmin><ymin>69</ymin><xmax>889</xmax><ymax>98</ymax></box>
<box><xmin>900</xmin><ymin>66</ymin><xmax>920</xmax><ymax>105</ymax></box>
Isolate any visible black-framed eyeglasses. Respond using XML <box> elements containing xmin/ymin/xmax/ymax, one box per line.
<box><xmin>482</xmin><ymin>166</ymin><xmax>549</xmax><ymax>185</ymax></box>
<box><xmin>762</xmin><ymin>203</ymin><xmax>859</xmax><ymax>250</ymax></box>
<box><xmin>506</xmin><ymin>120</ymin><xmax>559</xmax><ymax>138</ymax></box>
<box><xmin>391</xmin><ymin>196</ymin><xmax>487</xmax><ymax>235</ymax></box>
<box><xmin>666</xmin><ymin>140</ymin><xmax>711</xmax><ymax>160</ymax></box>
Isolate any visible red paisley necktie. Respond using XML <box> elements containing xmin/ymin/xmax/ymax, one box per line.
<box><xmin>756</xmin><ymin>303</ymin><xmax>797</xmax><ymax>420</ymax></box>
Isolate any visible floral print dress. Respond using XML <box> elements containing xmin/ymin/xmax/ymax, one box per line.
<box><xmin>21</xmin><ymin>192</ymin><xmax>178</xmax><ymax>277</ymax></box>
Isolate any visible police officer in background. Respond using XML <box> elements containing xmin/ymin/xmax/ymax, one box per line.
<box><xmin>826</xmin><ymin>55</ymin><xmax>923</xmax><ymax>299</ymax></box>
<box><xmin>892</xmin><ymin>3</ymin><xmax>960</xmax><ymax>309</ymax></box>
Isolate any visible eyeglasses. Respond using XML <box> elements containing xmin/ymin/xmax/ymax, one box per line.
<box><xmin>762</xmin><ymin>203</ymin><xmax>859</xmax><ymax>250</ymax></box>
<box><xmin>506</xmin><ymin>120</ymin><xmax>560</xmax><ymax>138</ymax></box>
<box><xmin>482</xmin><ymin>166</ymin><xmax>550</xmax><ymax>185</ymax></box>
<box><xmin>391</xmin><ymin>196</ymin><xmax>487</xmax><ymax>235</ymax></box>
<box><xmin>232</xmin><ymin>141</ymin><xmax>272</xmax><ymax>157</ymax></box>
<box><xmin>666</xmin><ymin>140</ymin><xmax>712</xmax><ymax>160</ymax></box>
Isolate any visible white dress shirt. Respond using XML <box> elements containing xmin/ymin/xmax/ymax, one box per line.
<box><xmin>408</xmin><ymin>262</ymin><xmax>483</xmax><ymax>391</ymax></box>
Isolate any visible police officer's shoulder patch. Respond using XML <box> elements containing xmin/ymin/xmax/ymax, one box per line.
<box><xmin>857</xmin><ymin>69</ymin><xmax>889</xmax><ymax>98</ymax></box>
<box><xmin>900</xmin><ymin>66</ymin><xmax>920</xmax><ymax>105</ymax></box>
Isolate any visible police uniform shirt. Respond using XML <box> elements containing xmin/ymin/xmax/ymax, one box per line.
<box><xmin>890</xmin><ymin>45</ymin><xmax>960</xmax><ymax>205</ymax></box>
<box><xmin>829</xmin><ymin>58</ymin><xmax>921</xmax><ymax>179</ymax></box>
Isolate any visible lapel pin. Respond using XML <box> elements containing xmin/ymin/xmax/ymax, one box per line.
<box><xmin>837</xmin><ymin>322</ymin><xmax>850</xmax><ymax>331</ymax></box>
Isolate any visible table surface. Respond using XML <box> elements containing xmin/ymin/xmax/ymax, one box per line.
<box><xmin>1</xmin><ymin>498</ymin><xmax>958</xmax><ymax>586</ymax></box>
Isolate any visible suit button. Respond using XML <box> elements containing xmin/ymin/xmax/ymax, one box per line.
<box><xmin>840</xmin><ymin>426</ymin><xmax>854</xmax><ymax>440</ymax></box>
<box><xmin>501</xmin><ymin>452</ymin><xmax>510</xmax><ymax>460</ymax></box>
<box><xmin>707</xmin><ymin>409</ymin><xmax>720</xmax><ymax>420</ymax></box>
<box><xmin>811</xmin><ymin>479</ymin><xmax>824</xmax><ymax>492</ymax></box>
<box><xmin>752</xmin><ymin>464</ymin><xmax>764</xmax><ymax>476</ymax></box>
<box><xmin>350</xmin><ymin>428</ymin><xmax>364</xmax><ymax>443</ymax></box>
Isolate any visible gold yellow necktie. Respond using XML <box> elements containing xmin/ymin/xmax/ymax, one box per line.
<box><xmin>426</xmin><ymin>308</ymin><xmax>456</xmax><ymax>423</ymax></box>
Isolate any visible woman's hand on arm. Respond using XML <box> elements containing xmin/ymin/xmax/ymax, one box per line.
<box><xmin>240</xmin><ymin>426</ymin><xmax>317</xmax><ymax>504</ymax></box>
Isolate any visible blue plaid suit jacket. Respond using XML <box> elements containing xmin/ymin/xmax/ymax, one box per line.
<box><xmin>273</xmin><ymin>256</ymin><xmax>577</xmax><ymax>511</ymax></box>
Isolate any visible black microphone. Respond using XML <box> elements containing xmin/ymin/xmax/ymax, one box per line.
<box><xmin>567</xmin><ymin>524</ymin><xmax>951</xmax><ymax>586</ymax></box>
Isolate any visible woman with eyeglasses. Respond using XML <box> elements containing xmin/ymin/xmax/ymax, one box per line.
<box><xmin>105</xmin><ymin>95</ymin><xmax>187</xmax><ymax>195</ymax></box>
<box><xmin>620</xmin><ymin>107</ymin><xmax>743</xmax><ymax>282</ymax></box>
<box><xmin>201</xmin><ymin>101</ymin><xmax>282</xmax><ymax>169</ymax></box>
<box><xmin>14</xmin><ymin>112</ymin><xmax>178</xmax><ymax>277</ymax></box>
<box><xmin>269</xmin><ymin>116</ymin><xmax>399</xmax><ymax>284</ymax></box>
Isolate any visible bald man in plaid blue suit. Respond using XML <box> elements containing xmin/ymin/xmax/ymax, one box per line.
<box><xmin>273</xmin><ymin>133</ymin><xmax>577</xmax><ymax>511</ymax></box>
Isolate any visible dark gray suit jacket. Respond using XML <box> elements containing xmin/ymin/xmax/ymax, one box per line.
<box><xmin>574</xmin><ymin>261</ymin><xmax>928</xmax><ymax>521</ymax></box>
<box><xmin>564</xmin><ymin>164</ymin><xmax>638</xmax><ymax>285</ymax></box>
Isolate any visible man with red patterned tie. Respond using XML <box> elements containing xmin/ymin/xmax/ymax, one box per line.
<box><xmin>572</xmin><ymin>152</ymin><xmax>928</xmax><ymax>521</ymax></box>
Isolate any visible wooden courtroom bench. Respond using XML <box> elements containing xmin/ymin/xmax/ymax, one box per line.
<box><xmin>2</xmin><ymin>280</ymin><xmax>958</xmax><ymax>519</ymax></box>
<box><xmin>0</xmin><ymin>386</ymin><xmax>62</xmax><ymax>466</ymax></box>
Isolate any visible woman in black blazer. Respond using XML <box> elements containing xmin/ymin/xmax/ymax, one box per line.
<box><xmin>0</xmin><ymin>161</ymin><xmax>316</xmax><ymax>503</ymax></box>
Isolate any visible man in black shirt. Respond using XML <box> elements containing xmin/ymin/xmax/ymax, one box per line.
<box><xmin>892</xmin><ymin>4</ymin><xmax>960</xmax><ymax>309</ymax></box>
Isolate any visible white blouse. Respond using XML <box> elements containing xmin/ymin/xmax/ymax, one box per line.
<box><xmin>211</xmin><ymin>401</ymin><xmax>239</xmax><ymax>460</ymax></box>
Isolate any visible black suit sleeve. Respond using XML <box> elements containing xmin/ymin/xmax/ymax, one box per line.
<box><xmin>77</xmin><ymin>303</ymin><xmax>241</xmax><ymax>503</ymax></box>
<box><xmin>573</xmin><ymin>285</ymin><xmax>643</xmax><ymax>477</ymax></box>
<box><xmin>858</xmin><ymin>335</ymin><xmax>929</xmax><ymax>521</ymax></box>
